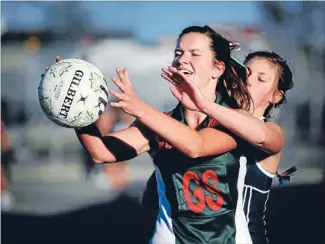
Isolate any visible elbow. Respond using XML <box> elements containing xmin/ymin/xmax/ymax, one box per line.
<box><xmin>255</xmin><ymin>135</ymin><xmax>267</xmax><ymax>147</ymax></box>
<box><xmin>92</xmin><ymin>157</ymin><xmax>104</xmax><ymax>164</ymax></box>
<box><xmin>184</xmin><ymin>141</ymin><xmax>203</xmax><ymax>159</ymax></box>
<box><xmin>254</xmin><ymin>129</ymin><xmax>268</xmax><ymax>146</ymax></box>
<box><xmin>91</xmin><ymin>152</ymin><xmax>105</xmax><ymax>164</ymax></box>
<box><xmin>187</xmin><ymin>150</ymin><xmax>201</xmax><ymax>159</ymax></box>
<box><xmin>90</xmin><ymin>151</ymin><xmax>114</xmax><ymax>164</ymax></box>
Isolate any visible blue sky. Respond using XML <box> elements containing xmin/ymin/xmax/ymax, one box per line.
<box><xmin>2</xmin><ymin>2</ymin><xmax>262</xmax><ymax>42</ymax></box>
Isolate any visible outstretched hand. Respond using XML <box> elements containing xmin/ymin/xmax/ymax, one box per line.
<box><xmin>161</xmin><ymin>66</ymin><xmax>208</xmax><ymax>111</ymax></box>
<box><xmin>110</xmin><ymin>68</ymin><xmax>147</xmax><ymax>118</ymax></box>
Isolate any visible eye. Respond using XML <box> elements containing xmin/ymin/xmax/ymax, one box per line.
<box><xmin>192</xmin><ymin>53</ymin><xmax>201</xmax><ymax>57</ymax></box>
<box><xmin>258</xmin><ymin>77</ymin><xmax>266</xmax><ymax>82</ymax></box>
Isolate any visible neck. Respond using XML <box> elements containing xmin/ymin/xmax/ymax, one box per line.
<box><xmin>184</xmin><ymin>109</ymin><xmax>206</xmax><ymax>129</ymax></box>
<box><xmin>251</xmin><ymin>104</ymin><xmax>269</xmax><ymax>119</ymax></box>
<box><xmin>201</xmin><ymin>80</ymin><xmax>217</xmax><ymax>103</ymax></box>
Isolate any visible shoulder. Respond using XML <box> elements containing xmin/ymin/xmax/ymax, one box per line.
<box><xmin>265</xmin><ymin>121</ymin><xmax>284</xmax><ymax>137</ymax></box>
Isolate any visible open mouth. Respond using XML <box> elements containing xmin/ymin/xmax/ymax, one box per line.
<box><xmin>179</xmin><ymin>70</ymin><xmax>193</xmax><ymax>76</ymax></box>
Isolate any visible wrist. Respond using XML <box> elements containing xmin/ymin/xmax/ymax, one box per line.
<box><xmin>134</xmin><ymin>101</ymin><xmax>151</xmax><ymax>120</ymax></box>
<box><xmin>200</xmin><ymin>100</ymin><xmax>211</xmax><ymax>114</ymax></box>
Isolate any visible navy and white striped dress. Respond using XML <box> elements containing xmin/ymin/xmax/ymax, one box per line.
<box><xmin>235</xmin><ymin>118</ymin><xmax>274</xmax><ymax>244</ymax></box>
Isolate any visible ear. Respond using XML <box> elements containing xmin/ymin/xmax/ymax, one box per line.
<box><xmin>270</xmin><ymin>90</ymin><xmax>284</xmax><ymax>104</ymax></box>
<box><xmin>212</xmin><ymin>60</ymin><xmax>225</xmax><ymax>79</ymax></box>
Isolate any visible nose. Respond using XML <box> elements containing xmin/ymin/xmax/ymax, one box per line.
<box><xmin>175</xmin><ymin>53</ymin><xmax>189</xmax><ymax>67</ymax></box>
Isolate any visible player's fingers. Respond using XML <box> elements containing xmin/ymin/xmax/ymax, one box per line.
<box><xmin>176</xmin><ymin>71</ymin><xmax>192</xmax><ymax>86</ymax></box>
<box><xmin>168</xmin><ymin>66</ymin><xmax>187</xmax><ymax>81</ymax></box>
<box><xmin>165</xmin><ymin>67</ymin><xmax>184</xmax><ymax>84</ymax></box>
<box><xmin>110</xmin><ymin>101</ymin><xmax>123</xmax><ymax>108</ymax></box>
<box><xmin>163</xmin><ymin>73</ymin><xmax>183</xmax><ymax>85</ymax></box>
<box><xmin>56</xmin><ymin>56</ymin><xmax>62</xmax><ymax>62</ymax></box>
<box><xmin>116</xmin><ymin>68</ymin><xmax>125</xmax><ymax>81</ymax></box>
<box><xmin>168</xmin><ymin>66</ymin><xmax>178</xmax><ymax>73</ymax></box>
<box><xmin>162</xmin><ymin>68</ymin><xmax>173</xmax><ymax>77</ymax></box>
<box><xmin>173</xmin><ymin>75</ymin><xmax>184</xmax><ymax>85</ymax></box>
<box><xmin>168</xmin><ymin>66</ymin><xmax>187</xmax><ymax>83</ymax></box>
<box><xmin>111</xmin><ymin>77</ymin><xmax>125</xmax><ymax>92</ymax></box>
<box><xmin>161</xmin><ymin>73</ymin><xmax>180</xmax><ymax>86</ymax></box>
<box><xmin>109</xmin><ymin>90</ymin><xmax>125</xmax><ymax>100</ymax></box>
<box><xmin>45</xmin><ymin>66</ymin><xmax>49</xmax><ymax>71</ymax></box>
<box><xmin>176</xmin><ymin>70</ymin><xmax>188</xmax><ymax>82</ymax></box>
<box><xmin>123</xmin><ymin>69</ymin><xmax>132</xmax><ymax>86</ymax></box>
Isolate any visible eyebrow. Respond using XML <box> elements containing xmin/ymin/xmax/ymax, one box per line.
<box><xmin>174</xmin><ymin>48</ymin><xmax>203</xmax><ymax>52</ymax></box>
<box><xmin>246</xmin><ymin>67</ymin><xmax>271</xmax><ymax>79</ymax></box>
<box><xmin>258</xmin><ymin>72</ymin><xmax>271</xmax><ymax>79</ymax></box>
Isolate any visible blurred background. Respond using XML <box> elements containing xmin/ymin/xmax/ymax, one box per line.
<box><xmin>1</xmin><ymin>2</ymin><xmax>324</xmax><ymax>244</ymax></box>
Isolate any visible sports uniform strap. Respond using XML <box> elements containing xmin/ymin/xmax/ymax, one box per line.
<box><xmin>256</xmin><ymin>117</ymin><xmax>297</xmax><ymax>187</ymax></box>
<box><xmin>276</xmin><ymin>166</ymin><xmax>297</xmax><ymax>187</ymax></box>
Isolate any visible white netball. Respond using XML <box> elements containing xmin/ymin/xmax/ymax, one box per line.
<box><xmin>38</xmin><ymin>58</ymin><xmax>109</xmax><ymax>128</ymax></box>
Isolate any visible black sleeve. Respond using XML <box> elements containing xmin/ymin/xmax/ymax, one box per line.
<box><xmin>130</xmin><ymin>119</ymin><xmax>159</xmax><ymax>153</ymax></box>
<box><xmin>76</xmin><ymin>123</ymin><xmax>138</xmax><ymax>162</ymax></box>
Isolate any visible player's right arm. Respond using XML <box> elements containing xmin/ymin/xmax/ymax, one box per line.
<box><xmin>75</xmin><ymin>124</ymin><xmax>151</xmax><ymax>164</ymax></box>
<box><xmin>202</xmin><ymin>104</ymin><xmax>285</xmax><ymax>154</ymax></box>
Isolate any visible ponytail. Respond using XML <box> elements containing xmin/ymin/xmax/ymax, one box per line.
<box><xmin>217</xmin><ymin>56</ymin><xmax>251</xmax><ymax>111</ymax></box>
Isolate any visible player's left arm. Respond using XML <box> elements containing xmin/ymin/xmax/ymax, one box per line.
<box><xmin>259</xmin><ymin>121</ymin><xmax>285</xmax><ymax>153</ymax></box>
<box><xmin>202</xmin><ymin>101</ymin><xmax>285</xmax><ymax>154</ymax></box>
<box><xmin>136</xmin><ymin>105</ymin><xmax>238</xmax><ymax>158</ymax></box>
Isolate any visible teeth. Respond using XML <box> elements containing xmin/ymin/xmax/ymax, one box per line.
<box><xmin>180</xmin><ymin>70</ymin><xmax>192</xmax><ymax>75</ymax></box>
